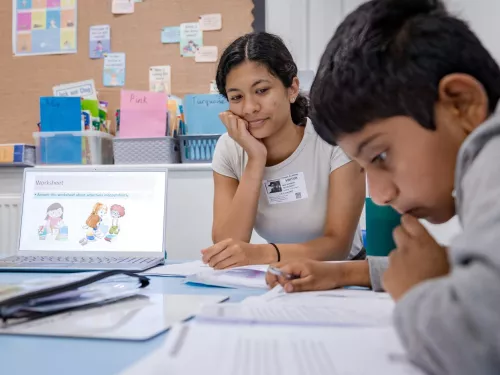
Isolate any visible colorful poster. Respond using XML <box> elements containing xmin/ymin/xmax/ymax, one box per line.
<box><xmin>161</xmin><ymin>26</ymin><xmax>180</xmax><ymax>44</ymax></box>
<box><xmin>13</xmin><ymin>0</ymin><xmax>78</xmax><ymax>56</ymax></box>
<box><xmin>180</xmin><ymin>22</ymin><xmax>203</xmax><ymax>57</ymax></box>
<box><xmin>89</xmin><ymin>25</ymin><xmax>110</xmax><ymax>59</ymax></box>
<box><xmin>103</xmin><ymin>53</ymin><xmax>126</xmax><ymax>87</ymax></box>
<box><xmin>149</xmin><ymin>66</ymin><xmax>171</xmax><ymax>94</ymax></box>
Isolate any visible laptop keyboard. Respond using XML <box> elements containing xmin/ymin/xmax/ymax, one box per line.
<box><xmin>0</xmin><ymin>256</ymin><xmax>158</xmax><ymax>265</ymax></box>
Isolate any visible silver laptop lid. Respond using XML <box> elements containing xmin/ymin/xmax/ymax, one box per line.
<box><xmin>18</xmin><ymin>166</ymin><xmax>168</xmax><ymax>258</ymax></box>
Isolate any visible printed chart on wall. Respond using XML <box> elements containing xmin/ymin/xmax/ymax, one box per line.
<box><xmin>13</xmin><ymin>0</ymin><xmax>78</xmax><ymax>56</ymax></box>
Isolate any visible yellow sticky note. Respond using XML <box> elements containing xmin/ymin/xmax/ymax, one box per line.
<box><xmin>0</xmin><ymin>145</ymin><xmax>14</xmax><ymax>163</ymax></box>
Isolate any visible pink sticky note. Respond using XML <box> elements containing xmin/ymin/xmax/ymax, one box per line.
<box><xmin>119</xmin><ymin>90</ymin><xmax>168</xmax><ymax>138</ymax></box>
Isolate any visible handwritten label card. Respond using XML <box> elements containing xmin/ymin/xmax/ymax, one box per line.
<box><xmin>161</xmin><ymin>26</ymin><xmax>180</xmax><ymax>44</ymax></box>
<box><xmin>180</xmin><ymin>22</ymin><xmax>203</xmax><ymax>57</ymax></box>
<box><xmin>103</xmin><ymin>53</ymin><xmax>126</xmax><ymax>87</ymax></box>
<box><xmin>119</xmin><ymin>90</ymin><xmax>168</xmax><ymax>138</ymax></box>
<box><xmin>199</xmin><ymin>14</ymin><xmax>222</xmax><ymax>31</ymax></box>
<box><xmin>195</xmin><ymin>46</ymin><xmax>218</xmax><ymax>63</ymax></box>
<box><xmin>149</xmin><ymin>66</ymin><xmax>171</xmax><ymax>94</ymax></box>
<box><xmin>112</xmin><ymin>0</ymin><xmax>135</xmax><ymax>14</ymax></box>
<box><xmin>89</xmin><ymin>25</ymin><xmax>111</xmax><ymax>59</ymax></box>
<box><xmin>184</xmin><ymin>94</ymin><xmax>229</xmax><ymax>134</ymax></box>
<box><xmin>53</xmin><ymin>79</ymin><xmax>97</xmax><ymax>100</ymax></box>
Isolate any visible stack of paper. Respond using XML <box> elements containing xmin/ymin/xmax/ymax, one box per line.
<box><xmin>185</xmin><ymin>264</ymin><xmax>270</xmax><ymax>289</ymax></box>
<box><xmin>120</xmin><ymin>322</ymin><xmax>425</xmax><ymax>375</ymax></box>
<box><xmin>143</xmin><ymin>260</ymin><xmax>210</xmax><ymax>277</ymax></box>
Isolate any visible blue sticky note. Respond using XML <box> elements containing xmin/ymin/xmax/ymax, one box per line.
<box><xmin>184</xmin><ymin>94</ymin><xmax>229</xmax><ymax>134</ymax></box>
<box><xmin>39</xmin><ymin>97</ymin><xmax>83</xmax><ymax>164</ymax></box>
<box><xmin>161</xmin><ymin>26</ymin><xmax>180</xmax><ymax>44</ymax></box>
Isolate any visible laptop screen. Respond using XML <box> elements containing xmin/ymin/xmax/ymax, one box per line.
<box><xmin>19</xmin><ymin>169</ymin><xmax>167</xmax><ymax>253</ymax></box>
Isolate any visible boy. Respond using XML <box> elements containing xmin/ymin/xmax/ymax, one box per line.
<box><xmin>266</xmin><ymin>0</ymin><xmax>500</xmax><ymax>374</ymax></box>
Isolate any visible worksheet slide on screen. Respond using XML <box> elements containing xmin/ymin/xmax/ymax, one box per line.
<box><xmin>18</xmin><ymin>171</ymin><xmax>166</xmax><ymax>252</ymax></box>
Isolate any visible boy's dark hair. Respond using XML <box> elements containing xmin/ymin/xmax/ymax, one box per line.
<box><xmin>216</xmin><ymin>32</ymin><xmax>309</xmax><ymax>126</ymax></box>
<box><xmin>310</xmin><ymin>0</ymin><xmax>500</xmax><ymax>145</ymax></box>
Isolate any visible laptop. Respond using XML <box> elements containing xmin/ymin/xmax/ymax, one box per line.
<box><xmin>0</xmin><ymin>166</ymin><xmax>168</xmax><ymax>272</ymax></box>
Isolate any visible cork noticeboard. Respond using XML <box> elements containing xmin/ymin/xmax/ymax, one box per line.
<box><xmin>0</xmin><ymin>0</ymin><xmax>256</xmax><ymax>144</ymax></box>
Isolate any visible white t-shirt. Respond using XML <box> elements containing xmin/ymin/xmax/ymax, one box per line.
<box><xmin>212</xmin><ymin>118</ymin><xmax>363</xmax><ymax>259</ymax></box>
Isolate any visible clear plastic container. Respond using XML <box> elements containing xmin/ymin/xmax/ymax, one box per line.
<box><xmin>33</xmin><ymin>131</ymin><xmax>114</xmax><ymax>165</ymax></box>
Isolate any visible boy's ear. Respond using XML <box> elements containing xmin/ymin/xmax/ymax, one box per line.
<box><xmin>438</xmin><ymin>73</ymin><xmax>489</xmax><ymax>133</ymax></box>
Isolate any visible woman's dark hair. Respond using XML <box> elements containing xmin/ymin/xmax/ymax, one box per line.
<box><xmin>216</xmin><ymin>32</ymin><xmax>308</xmax><ymax>126</ymax></box>
<box><xmin>45</xmin><ymin>203</ymin><xmax>64</xmax><ymax>219</ymax></box>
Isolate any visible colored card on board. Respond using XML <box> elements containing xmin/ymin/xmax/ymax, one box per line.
<box><xmin>149</xmin><ymin>66</ymin><xmax>171</xmax><ymax>94</ymax></box>
<box><xmin>103</xmin><ymin>53</ymin><xmax>126</xmax><ymax>87</ymax></box>
<box><xmin>119</xmin><ymin>90</ymin><xmax>168</xmax><ymax>138</ymax></box>
<box><xmin>89</xmin><ymin>25</ymin><xmax>111</xmax><ymax>59</ymax></box>
<box><xmin>180</xmin><ymin>22</ymin><xmax>202</xmax><ymax>57</ymax></box>
<box><xmin>161</xmin><ymin>26</ymin><xmax>180</xmax><ymax>44</ymax></box>
<box><xmin>112</xmin><ymin>0</ymin><xmax>134</xmax><ymax>14</ymax></box>
<box><xmin>195</xmin><ymin>46</ymin><xmax>218</xmax><ymax>63</ymax></box>
<box><xmin>199</xmin><ymin>13</ymin><xmax>222</xmax><ymax>31</ymax></box>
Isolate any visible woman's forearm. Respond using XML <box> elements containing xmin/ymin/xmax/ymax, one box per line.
<box><xmin>275</xmin><ymin>236</ymin><xmax>353</xmax><ymax>262</ymax></box>
<box><xmin>213</xmin><ymin>158</ymin><xmax>265</xmax><ymax>243</ymax></box>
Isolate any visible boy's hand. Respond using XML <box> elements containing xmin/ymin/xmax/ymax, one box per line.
<box><xmin>265</xmin><ymin>261</ymin><xmax>345</xmax><ymax>293</ymax></box>
<box><xmin>382</xmin><ymin>215</ymin><xmax>450</xmax><ymax>301</ymax></box>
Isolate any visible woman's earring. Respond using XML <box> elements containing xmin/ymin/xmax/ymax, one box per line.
<box><xmin>291</xmin><ymin>97</ymin><xmax>296</xmax><ymax>103</ymax></box>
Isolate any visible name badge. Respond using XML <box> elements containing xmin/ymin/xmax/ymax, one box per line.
<box><xmin>263</xmin><ymin>172</ymin><xmax>308</xmax><ymax>205</ymax></box>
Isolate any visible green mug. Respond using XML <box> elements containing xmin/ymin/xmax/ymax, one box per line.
<box><xmin>365</xmin><ymin>197</ymin><xmax>402</xmax><ymax>257</ymax></box>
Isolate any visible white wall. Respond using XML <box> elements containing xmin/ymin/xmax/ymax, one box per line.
<box><xmin>266</xmin><ymin>0</ymin><xmax>500</xmax><ymax>72</ymax></box>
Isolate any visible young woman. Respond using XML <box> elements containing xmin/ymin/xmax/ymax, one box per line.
<box><xmin>201</xmin><ymin>32</ymin><xmax>366</xmax><ymax>270</ymax></box>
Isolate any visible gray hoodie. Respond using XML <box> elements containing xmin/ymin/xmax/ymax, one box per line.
<box><xmin>388</xmin><ymin>111</ymin><xmax>500</xmax><ymax>374</ymax></box>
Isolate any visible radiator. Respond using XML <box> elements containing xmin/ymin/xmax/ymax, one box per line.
<box><xmin>0</xmin><ymin>196</ymin><xmax>21</xmax><ymax>257</ymax></box>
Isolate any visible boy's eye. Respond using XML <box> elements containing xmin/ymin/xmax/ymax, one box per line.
<box><xmin>371</xmin><ymin>151</ymin><xmax>387</xmax><ymax>164</ymax></box>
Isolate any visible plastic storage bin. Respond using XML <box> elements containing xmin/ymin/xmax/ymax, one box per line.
<box><xmin>179</xmin><ymin>135</ymin><xmax>221</xmax><ymax>163</ymax></box>
<box><xmin>33</xmin><ymin>131</ymin><xmax>114</xmax><ymax>165</ymax></box>
<box><xmin>113</xmin><ymin>137</ymin><xmax>180</xmax><ymax>164</ymax></box>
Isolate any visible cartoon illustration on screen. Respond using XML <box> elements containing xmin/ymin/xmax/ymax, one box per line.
<box><xmin>105</xmin><ymin>204</ymin><xmax>126</xmax><ymax>243</ymax></box>
<box><xmin>38</xmin><ymin>203</ymin><xmax>68</xmax><ymax>241</ymax></box>
<box><xmin>79</xmin><ymin>203</ymin><xmax>108</xmax><ymax>246</ymax></box>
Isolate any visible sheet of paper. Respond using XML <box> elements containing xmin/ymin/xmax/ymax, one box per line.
<box><xmin>180</xmin><ymin>22</ymin><xmax>203</xmax><ymax>57</ymax></box>
<box><xmin>13</xmin><ymin>0</ymin><xmax>78</xmax><ymax>56</ymax></box>
<box><xmin>161</xmin><ymin>26</ymin><xmax>180</xmax><ymax>44</ymax></box>
<box><xmin>119</xmin><ymin>90</ymin><xmax>167</xmax><ymax>138</ymax></box>
<box><xmin>120</xmin><ymin>322</ymin><xmax>424</xmax><ymax>375</ymax></box>
<box><xmin>0</xmin><ymin>294</ymin><xmax>228</xmax><ymax>341</ymax></box>
<box><xmin>209</xmin><ymin>80</ymin><xmax>218</xmax><ymax>94</ymax></box>
<box><xmin>112</xmin><ymin>0</ymin><xmax>134</xmax><ymax>14</ymax></box>
<box><xmin>89</xmin><ymin>25</ymin><xmax>111</xmax><ymax>59</ymax></box>
<box><xmin>53</xmin><ymin>79</ymin><xmax>97</xmax><ymax>100</ymax></box>
<box><xmin>244</xmin><ymin>285</ymin><xmax>392</xmax><ymax>305</ymax></box>
<box><xmin>195</xmin><ymin>46</ymin><xmax>218</xmax><ymax>63</ymax></box>
<box><xmin>149</xmin><ymin>66</ymin><xmax>171</xmax><ymax>94</ymax></box>
<box><xmin>198</xmin><ymin>296</ymin><xmax>395</xmax><ymax>327</ymax></box>
<box><xmin>199</xmin><ymin>13</ymin><xmax>222</xmax><ymax>31</ymax></box>
<box><xmin>143</xmin><ymin>260</ymin><xmax>210</xmax><ymax>277</ymax></box>
<box><xmin>103</xmin><ymin>52</ymin><xmax>126</xmax><ymax>87</ymax></box>
<box><xmin>185</xmin><ymin>265</ymin><xmax>269</xmax><ymax>289</ymax></box>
